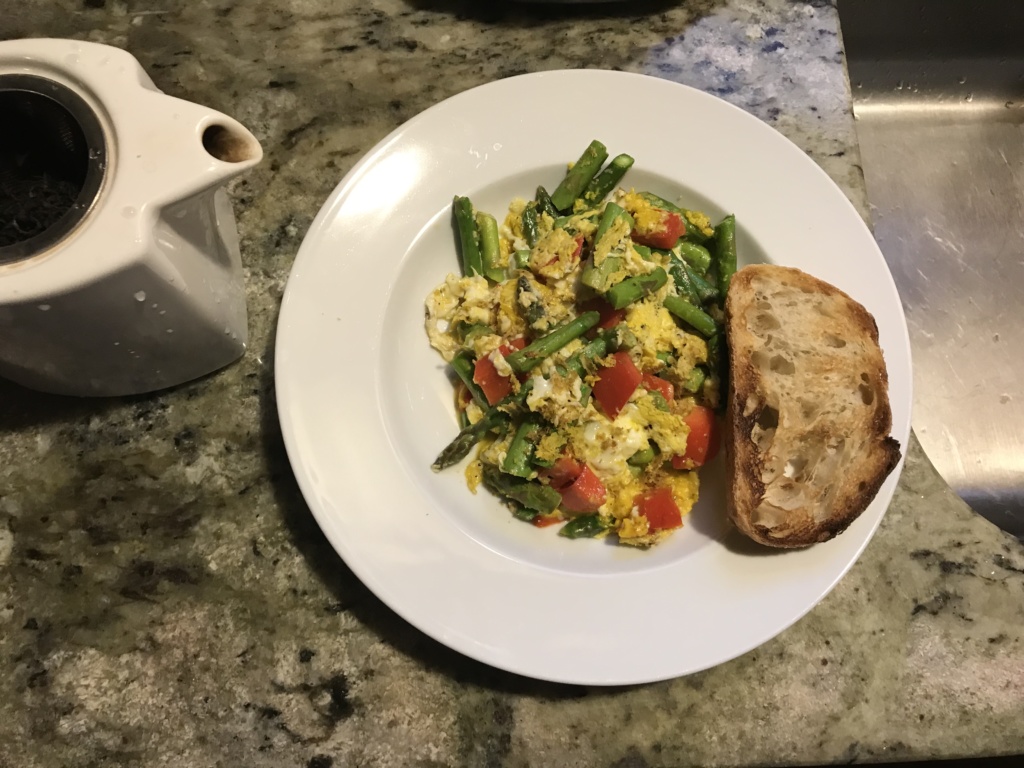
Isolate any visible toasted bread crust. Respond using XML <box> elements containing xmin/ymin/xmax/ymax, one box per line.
<box><xmin>724</xmin><ymin>265</ymin><xmax>902</xmax><ymax>548</ymax></box>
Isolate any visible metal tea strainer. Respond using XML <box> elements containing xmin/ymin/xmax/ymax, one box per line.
<box><xmin>0</xmin><ymin>73</ymin><xmax>107</xmax><ymax>264</ymax></box>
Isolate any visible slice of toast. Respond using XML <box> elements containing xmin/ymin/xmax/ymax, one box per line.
<box><xmin>724</xmin><ymin>264</ymin><xmax>902</xmax><ymax>548</ymax></box>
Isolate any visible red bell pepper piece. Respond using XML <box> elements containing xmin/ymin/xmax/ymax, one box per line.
<box><xmin>671</xmin><ymin>405</ymin><xmax>719</xmax><ymax>469</ymax></box>
<box><xmin>559</xmin><ymin>465</ymin><xmax>607</xmax><ymax>513</ymax></box>
<box><xmin>635</xmin><ymin>486</ymin><xmax>683</xmax><ymax>532</ymax></box>
<box><xmin>640</xmin><ymin>372</ymin><xmax>674</xmax><ymax>402</ymax></box>
<box><xmin>632</xmin><ymin>210</ymin><xmax>685</xmax><ymax>250</ymax></box>
<box><xmin>592</xmin><ymin>351</ymin><xmax>642</xmax><ymax>419</ymax></box>
<box><xmin>472</xmin><ymin>337</ymin><xmax>526</xmax><ymax>406</ymax></box>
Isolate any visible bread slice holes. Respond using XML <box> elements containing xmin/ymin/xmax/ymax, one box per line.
<box><xmin>799</xmin><ymin>399</ymin><xmax>819</xmax><ymax>420</ymax></box>
<box><xmin>756</xmin><ymin>405</ymin><xmax>779</xmax><ymax>431</ymax></box>
<box><xmin>859</xmin><ymin>382</ymin><xmax>875</xmax><ymax>405</ymax></box>
<box><xmin>784</xmin><ymin>456</ymin><xmax>808</xmax><ymax>480</ymax></box>
<box><xmin>769</xmin><ymin>355</ymin><xmax>796</xmax><ymax>375</ymax></box>
<box><xmin>860</xmin><ymin>372</ymin><xmax>870</xmax><ymax>382</ymax></box>
<box><xmin>824</xmin><ymin>333</ymin><xmax>846</xmax><ymax>348</ymax></box>
<box><xmin>750</xmin><ymin>311</ymin><xmax>782</xmax><ymax>333</ymax></box>
<box><xmin>756</xmin><ymin>300</ymin><xmax>774</xmax><ymax>310</ymax></box>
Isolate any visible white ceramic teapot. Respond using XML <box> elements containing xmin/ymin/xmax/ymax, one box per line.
<box><xmin>0</xmin><ymin>39</ymin><xmax>262</xmax><ymax>396</ymax></box>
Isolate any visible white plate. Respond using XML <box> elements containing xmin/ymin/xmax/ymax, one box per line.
<box><xmin>275</xmin><ymin>70</ymin><xmax>912</xmax><ymax>685</ymax></box>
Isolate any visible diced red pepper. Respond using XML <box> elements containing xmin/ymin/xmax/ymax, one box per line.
<box><xmin>632</xmin><ymin>211</ymin><xmax>685</xmax><ymax>250</ymax></box>
<box><xmin>532</xmin><ymin>514</ymin><xmax>563</xmax><ymax>528</ymax></box>
<box><xmin>671</xmin><ymin>405</ymin><xmax>719</xmax><ymax>469</ymax></box>
<box><xmin>572</xmin><ymin>234</ymin><xmax>584</xmax><ymax>259</ymax></box>
<box><xmin>559</xmin><ymin>465</ymin><xmax>607</xmax><ymax>513</ymax></box>
<box><xmin>592</xmin><ymin>351</ymin><xmax>642</xmax><ymax>419</ymax></box>
<box><xmin>581</xmin><ymin>297</ymin><xmax>626</xmax><ymax>331</ymax></box>
<box><xmin>472</xmin><ymin>337</ymin><xmax>526</xmax><ymax>406</ymax></box>
<box><xmin>635</xmin><ymin>487</ymin><xmax>683</xmax><ymax>532</ymax></box>
<box><xmin>641</xmin><ymin>372</ymin><xmax>674</xmax><ymax>402</ymax></box>
<box><xmin>541</xmin><ymin>455</ymin><xmax>584</xmax><ymax>490</ymax></box>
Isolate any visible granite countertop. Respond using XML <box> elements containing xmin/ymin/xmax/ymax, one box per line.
<box><xmin>2</xmin><ymin>1</ymin><xmax>1023</xmax><ymax>766</ymax></box>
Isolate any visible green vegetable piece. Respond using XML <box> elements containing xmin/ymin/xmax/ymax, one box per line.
<box><xmin>432</xmin><ymin>409</ymin><xmax>504</xmax><ymax>471</ymax></box>
<box><xmin>517</xmin><ymin>274</ymin><xmax>548</xmax><ymax>329</ymax></box>
<box><xmin>432</xmin><ymin>383</ymin><xmax>534</xmax><ymax>471</ymax></box>
<box><xmin>551</xmin><ymin>140</ymin><xmax>609</xmax><ymax>212</ymax></box>
<box><xmin>582</xmin><ymin>153</ymin><xmax>635</xmax><ymax>205</ymax></box>
<box><xmin>606</xmin><ymin>267</ymin><xmax>668</xmax><ymax>310</ymax></box>
<box><xmin>682</xmin><ymin>366</ymin><xmax>707</xmax><ymax>394</ymax></box>
<box><xmin>682</xmin><ymin>210</ymin><xmax>713</xmax><ymax>245</ymax></box>
<box><xmin>475</xmin><ymin>211</ymin><xmax>505</xmax><ymax>282</ymax></box>
<box><xmin>664</xmin><ymin>295</ymin><xmax>718</xmax><ymax>339</ymax></box>
<box><xmin>715</xmin><ymin>214</ymin><xmax>737</xmax><ymax>298</ymax></box>
<box><xmin>677</xmin><ymin>241</ymin><xmax>712</xmax><ymax>274</ymax></box>
<box><xmin>457</xmin><ymin>322</ymin><xmax>492</xmax><ymax>346</ymax></box>
<box><xmin>522</xmin><ymin>203</ymin><xmax>539</xmax><ymax>248</ymax></box>
<box><xmin>513</xmin><ymin>507</ymin><xmax>540</xmax><ymax>522</ymax></box>
<box><xmin>627</xmin><ymin>446</ymin><xmax>656</xmax><ymax>467</ymax></box>
<box><xmin>560</xmin><ymin>513</ymin><xmax>610</xmax><ymax>539</ymax></box>
<box><xmin>483</xmin><ymin>465</ymin><xmax>562</xmax><ymax>514</ymax></box>
<box><xmin>656</xmin><ymin>351</ymin><xmax>675</xmax><ymax>367</ymax></box>
<box><xmin>669</xmin><ymin>260</ymin><xmax>701</xmax><ymax>306</ymax></box>
<box><xmin>563</xmin><ymin>337</ymin><xmax>609</xmax><ymax>378</ymax></box>
<box><xmin>683</xmin><ymin>262</ymin><xmax>719</xmax><ymax>304</ymax></box>
<box><xmin>512</xmin><ymin>249</ymin><xmax>531</xmax><ymax>270</ymax></box>
<box><xmin>453</xmin><ymin>196</ymin><xmax>482</xmax><ymax>277</ymax></box>
<box><xmin>593</xmin><ymin>202</ymin><xmax>632</xmax><ymax>247</ymax></box>
<box><xmin>501</xmin><ymin>419</ymin><xmax>543</xmax><ymax>478</ymax></box>
<box><xmin>633</xmin><ymin>244</ymin><xmax>653</xmax><ymax>261</ymax></box>
<box><xmin>536</xmin><ymin>186</ymin><xmax>558</xmax><ymax>218</ymax></box>
<box><xmin>581</xmin><ymin>255</ymin><xmax>622</xmax><ymax>292</ymax></box>
<box><xmin>648</xmin><ymin>391</ymin><xmax>670</xmax><ymax>411</ymax></box>
<box><xmin>506</xmin><ymin>311</ymin><xmax>601</xmax><ymax>374</ymax></box>
<box><xmin>450</xmin><ymin>351</ymin><xmax>489</xmax><ymax>410</ymax></box>
<box><xmin>638</xmin><ymin>191</ymin><xmax>683</xmax><ymax>214</ymax></box>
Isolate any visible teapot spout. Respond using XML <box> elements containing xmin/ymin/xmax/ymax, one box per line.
<box><xmin>201</xmin><ymin>118</ymin><xmax>263</xmax><ymax>168</ymax></box>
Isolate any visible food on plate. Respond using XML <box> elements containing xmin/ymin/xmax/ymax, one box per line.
<box><xmin>723</xmin><ymin>264</ymin><xmax>902</xmax><ymax>548</ymax></box>
<box><xmin>425</xmin><ymin>141</ymin><xmax>736</xmax><ymax>547</ymax></box>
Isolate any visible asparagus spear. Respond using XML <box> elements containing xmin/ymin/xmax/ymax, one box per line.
<box><xmin>581</xmin><ymin>153</ymin><xmax>634</xmax><ymax>206</ymax></box>
<box><xmin>521</xmin><ymin>202</ymin><xmax>539</xmax><ymax>248</ymax></box>
<box><xmin>450</xmin><ymin>350</ymin><xmax>488</xmax><ymax>410</ymax></box>
<box><xmin>606</xmin><ymin>267</ymin><xmax>668</xmax><ymax>310</ymax></box>
<box><xmin>505</xmin><ymin>311</ymin><xmax>601</xmax><ymax>374</ymax></box>
<box><xmin>677</xmin><ymin>241</ymin><xmax>712</xmax><ymax>274</ymax></box>
<box><xmin>550</xmin><ymin>140</ymin><xmax>608</xmax><ymax>212</ymax></box>
<box><xmin>536</xmin><ymin>186</ymin><xmax>558</xmax><ymax>218</ymax></box>
<box><xmin>560</xmin><ymin>513</ymin><xmax>610</xmax><ymax>539</ymax></box>
<box><xmin>501</xmin><ymin>418</ymin><xmax>543</xmax><ymax>478</ymax></box>
<box><xmin>432</xmin><ymin>382</ymin><xmax>533</xmax><ymax>471</ymax></box>
<box><xmin>475</xmin><ymin>211</ymin><xmax>505</xmax><ymax>282</ymax></box>
<box><xmin>664</xmin><ymin>295</ymin><xmax>718</xmax><ymax>339</ymax></box>
<box><xmin>482</xmin><ymin>465</ymin><xmax>562</xmax><ymax>514</ymax></box>
<box><xmin>715</xmin><ymin>214</ymin><xmax>737</xmax><ymax>298</ymax></box>
<box><xmin>453</xmin><ymin>196</ymin><xmax>482</xmax><ymax>277</ymax></box>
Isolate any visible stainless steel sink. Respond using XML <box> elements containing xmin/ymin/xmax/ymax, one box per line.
<box><xmin>838</xmin><ymin>0</ymin><xmax>1024</xmax><ymax>537</ymax></box>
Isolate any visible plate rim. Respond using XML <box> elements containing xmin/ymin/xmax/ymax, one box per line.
<box><xmin>275</xmin><ymin>69</ymin><xmax>913</xmax><ymax>685</ymax></box>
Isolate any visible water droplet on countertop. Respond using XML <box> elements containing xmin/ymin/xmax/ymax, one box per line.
<box><xmin>165</xmin><ymin>329</ymin><xmax>174</xmax><ymax>334</ymax></box>
<box><xmin>134</xmin><ymin>291</ymin><xmax>146</xmax><ymax>302</ymax></box>
<box><xmin>965</xmin><ymin>93</ymin><xmax>974</xmax><ymax>103</ymax></box>
<box><xmin>88</xmin><ymin>148</ymin><xmax>101</xmax><ymax>160</ymax></box>
<box><xmin>958</xmin><ymin>76</ymin><xmax>967</xmax><ymax>84</ymax></box>
<box><xmin>113</xmin><ymin>342</ymin><xmax>120</xmax><ymax>346</ymax></box>
<box><xmin>38</xmin><ymin>304</ymin><xmax>51</xmax><ymax>311</ymax></box>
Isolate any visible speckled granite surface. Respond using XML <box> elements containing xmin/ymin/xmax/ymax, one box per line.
<box><xmin>2</xmin><ymin>1</ymin><xmax>1023</xmax><ymax>766</ymax></box>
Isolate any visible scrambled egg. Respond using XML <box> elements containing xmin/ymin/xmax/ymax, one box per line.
<box><xmin>425</xmin><ymin>175</ymin><xmax>724</xmax><ymax>548</ymax></box>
